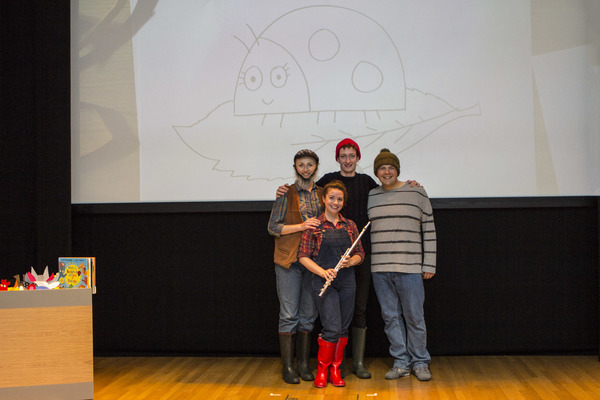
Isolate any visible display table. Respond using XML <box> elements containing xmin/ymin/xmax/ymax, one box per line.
<box><xmin>0</xmin><ymin>289</ymin><xmax>93</xmax><ymax>399</ymax></box>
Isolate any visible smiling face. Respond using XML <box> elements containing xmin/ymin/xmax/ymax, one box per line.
<box><xmin>376</xmin><ymin>164</ymin><xmax>399</xmax><ymax>190</ymax></box>
<box><xmin>294</xmin><ymin>156</ymin><xmax>317</xmax><ymax>180</ymax></box>
<box><xmin>336</xmin><ymin>146</ymin><xmax>359</xmax><ymax>176</ymax></box>
<box><xmin>323</xmin><ymin>187</ymin><xmax>345</xmax><ymax>217</ymax></box>
<box><xmin>234</xmin><ymin>39</ymin><xmax>310</xmax><ymax>115</ymax></box>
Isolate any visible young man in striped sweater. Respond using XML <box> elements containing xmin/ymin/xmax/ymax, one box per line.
<box><xmin>367</xmin><ymin>149</ymin><xmax>437</xmax><ymax>382</ymax></box>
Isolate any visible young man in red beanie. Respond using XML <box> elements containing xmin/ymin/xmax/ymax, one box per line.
<box><xmin>313</xmin><ymin>139</ymin><xmax>377</xmax><ymax>379</ymax></box>
<box><xmin>277</xmin><ymin>139</ymin><xmax>420</xmax><ymax>379</ymax></box>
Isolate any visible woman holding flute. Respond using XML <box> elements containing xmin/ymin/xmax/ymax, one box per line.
<box><xmin>298</xmin><ymin>180</ymin><xmax>365</xmax><ymax>388</ymax></box>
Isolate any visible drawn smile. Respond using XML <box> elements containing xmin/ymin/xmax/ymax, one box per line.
<box><xmin>262</xmin><ymin>98</ymin><xmax>274</xmax><ymax>105</ymax></box>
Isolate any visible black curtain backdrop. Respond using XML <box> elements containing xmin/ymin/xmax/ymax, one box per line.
<box><xmin>1</xmin><ymin>2</ymin><xmax>72</xmax><ymax>271</ymax></box>
<box><xmin>71</xmin><ymin>200</ymin><xmax>599</xmax><ymax>357</ymax></box>
<box><xmin>1</xmin><ymin>2</ymin><xmax>599</xmax><ymax>358</ymax></box>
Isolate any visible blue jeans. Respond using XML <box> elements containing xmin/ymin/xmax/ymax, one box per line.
<box><xmin>275</xmin><ymin>262</ymin><xmax>318</xmax><ymax>333</ymax></box>
<box><xmin>372</xmin><ymin>272</ymin><xmax>430</xmax><ymax>369</ymax></box>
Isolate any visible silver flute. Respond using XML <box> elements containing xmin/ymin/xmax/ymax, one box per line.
<box><xmin>319</xmin><ymin>221</ymin><xmax>371</xmax><ymax>297</ymax></box>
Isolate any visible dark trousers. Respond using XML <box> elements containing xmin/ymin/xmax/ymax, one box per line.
<box><xmin>312</xmin><ymin>267</ymin><xmax>356</xmax><ymax>343</ymax></box>
<box><xmin>352</xmin><ymin>254</ymin><xmax>371</xmax><ymax>329</ymax></box>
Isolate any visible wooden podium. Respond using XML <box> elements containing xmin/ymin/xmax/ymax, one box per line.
<box><xmin>0</xmin><ymin>289</ymin><xmax>94</xmax><ymax>399</ymax></box>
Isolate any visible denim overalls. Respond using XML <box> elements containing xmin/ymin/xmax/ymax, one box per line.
<box><xmin>311</xmin><ymin>226</ymin><xmax>356</xmax><ymax>342</ymax></box>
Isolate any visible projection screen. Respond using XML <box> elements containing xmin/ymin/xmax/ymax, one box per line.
<box><xmin>71</xmin><ymin>0</ymin><xmax>599</xmax><ymax>203</ymax></box>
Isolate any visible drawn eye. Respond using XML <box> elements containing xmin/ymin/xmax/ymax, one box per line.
<box><xmin>270</xmin><ymin>65</ymin><xmax>288</xmax><ymax>88</ymax></box>
<box><xmin>243</xmin><ymin>66</ymin><xmax>263</xmax><ymax>91</ymax></box>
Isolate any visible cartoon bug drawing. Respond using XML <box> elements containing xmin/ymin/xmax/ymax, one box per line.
<box><xmin>233</xmin><ymin>6</ymin><xmax>406</xmax><ymax>116</ymax></box>
<box><xmin>174</xmin><ymin>5</ymin><xmax>481</xmax><ymax>180</ymax></box>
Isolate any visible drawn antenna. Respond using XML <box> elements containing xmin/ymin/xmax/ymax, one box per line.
<box><xmin>233</xmin><ymin>24</ymin><xmax>259</xmax><ymax>52</ymax></box>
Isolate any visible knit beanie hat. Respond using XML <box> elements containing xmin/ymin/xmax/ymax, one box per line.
<box><xmin>335</xmin><ymin>138</ymin><xmax>361</xmax><ymax>160</ymax></box>
<box><xmin>373</xmin><ymin>148</ymin><xmax>400</xmax><ymax>175</ymax></box>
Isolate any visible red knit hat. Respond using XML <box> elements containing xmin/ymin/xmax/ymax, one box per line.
<box><xmin>335</xmin><ymin>138</ymin><xmax>361</xmax><ymax>160</ymax></box>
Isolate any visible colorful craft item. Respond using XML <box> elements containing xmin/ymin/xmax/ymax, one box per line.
<box><xmin>24</xmin><ymin>266</ymin><xmax>60</xmax><ymax>289</ymax></box>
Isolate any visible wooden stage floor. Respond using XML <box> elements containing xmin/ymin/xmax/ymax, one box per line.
<box><xmin>94</xmin><ymin>355</ymin><xmax>600</xmax><ymax>399</ymax></box>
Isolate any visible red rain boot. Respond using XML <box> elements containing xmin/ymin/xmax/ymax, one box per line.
<box><xmin>314</xmin><ymin>336</ymin><xmax>336</xmax><ymax>388</ymax></box>
<box><xmin>329</xmin><ymin>337</ymin><xmax>348</xmax><ymax>387</ymax></box>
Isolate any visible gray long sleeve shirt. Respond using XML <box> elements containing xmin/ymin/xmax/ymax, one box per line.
<box><xmin>367</xmin><ymin>184</ymin><xmax>437</xmax><ymax>274</ymax></box>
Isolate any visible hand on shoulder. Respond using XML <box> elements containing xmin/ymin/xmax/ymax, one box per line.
<box><xmin>276</xmin><ymin>183</ymin><xmax>290</xmax><ymax>198</ymax></box>
<box><xmin>406</xmin><ymin>179</ymin><xmax>422</xmax><ymax>188</ymax></box>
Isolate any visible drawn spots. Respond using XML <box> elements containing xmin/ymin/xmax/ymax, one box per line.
<box><xmin>234</xmin><ymin>6</ymin><xmax>406</xmax><ymax>115</ymax></box>
<box><xmin>309</xmin><ymin>29</ymin><xmax>340</xmax><ymax>62</ymax></box>
<box><xmin>174</xmin><ymin>6</ymin><xmax>480</xmax><ymax>181</ymax></box>
<box><xmin>353</xmin><ymin>61</ymin><xmax>383</xmax><ymax>93</ymax></box>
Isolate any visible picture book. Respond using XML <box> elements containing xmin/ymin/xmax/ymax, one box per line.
<box><xmin>58</xmin><ymin>257</ymin><xmax>96</xmax><ymax>292</ymax></box>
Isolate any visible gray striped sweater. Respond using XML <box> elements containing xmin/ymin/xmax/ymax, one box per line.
<box><xmin>367</xmin><ymin>184</ymin><xmax>437</xmax><ymax>274</ymax></box>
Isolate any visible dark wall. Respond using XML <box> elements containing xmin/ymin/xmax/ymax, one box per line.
<box><xmin>1</xmin><ymin>2</ymin><xmax>72</xmax><ymax>272</ymax></box>
<box><xmin>428</xmin><ymin>201</ymin><xmax>599</xmax><ymax>355</ymax></box>
<box><xmin>72</xmin><ymin>199</ymin><xmax>599</xmax><ymax>357</ymax></box>
<box><xmin>2</xmin><ymin>2</ymin><xmax>599</xmax><ymax>358</ymax></box>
